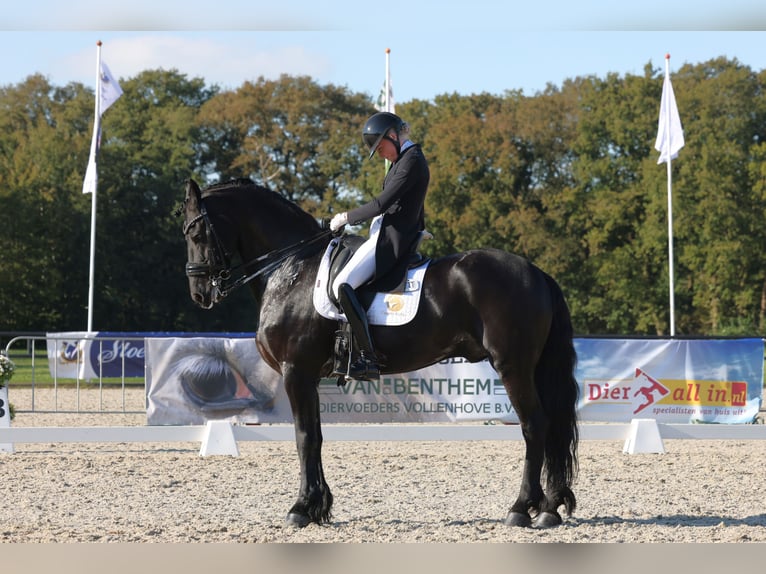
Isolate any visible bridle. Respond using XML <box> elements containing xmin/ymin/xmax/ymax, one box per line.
<box><xmin>183</xmin><ymin>198</ymin><xmax>231</xmax><ymax>284</ymax></box>
<box><xmin>183</xmin><ymin>195</ymin><xmax>331</xmax><ymax>301</ymax></box>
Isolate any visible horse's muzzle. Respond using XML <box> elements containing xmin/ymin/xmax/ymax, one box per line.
<box><xmin>192</xmin><ymin>291</ymin><xmax>214</xmax><ymax>310</ymax></box>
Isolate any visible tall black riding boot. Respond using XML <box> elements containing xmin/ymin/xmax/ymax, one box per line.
<box><xmin>337</xmin><ymin>283</ymin><xmax>381</xmax><ymax>381</ymax></box>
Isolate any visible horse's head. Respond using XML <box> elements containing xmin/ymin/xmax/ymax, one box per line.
<box><xmin>179</xmin><ymin>177</ymin><xmax>329</xmax><ymax>310</ymax></box>
<box><xmin>179</xmin><ymin>179</ymin><xmax>236</xmax><ymax>309</ymax></box>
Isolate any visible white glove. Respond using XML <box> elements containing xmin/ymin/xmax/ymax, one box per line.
<box><xmin>330</xmin><ymin>212</ymin><xmax>348</xmax><ymax>232</ymax></box>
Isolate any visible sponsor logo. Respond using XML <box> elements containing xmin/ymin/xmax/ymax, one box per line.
<box><xmin>384</xmin><ymin>294</ymin><xmax>405</xmax><ymax>312</ymax></box>
<box><xmin>585</xmin><ymin>367</ymin><xmax>748</xmax><ymax>414</ymax></box>
<box><xmin>88</xmin><ymin>339</ymin><xmax>146</xmax><ymax>377</ymax></box>
<box><xmin>58</xmin><ymin>341</ymin><xmax>83</xmax><ymax>364</ymax></box>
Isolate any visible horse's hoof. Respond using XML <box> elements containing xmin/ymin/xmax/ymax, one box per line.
<box><xmin>504</xmin><ymin>512</ymin><xmax>532</xmax><ymax>527</ymax></box>
<box><xmin>285</xmin><ymin>512</ymin><xmax>311</xmax><ymax>528</ymax></box>
<box><xmin>532</xmin><ymin>511</ymin><xmax>562</xmax><ymax>528</ymax></box>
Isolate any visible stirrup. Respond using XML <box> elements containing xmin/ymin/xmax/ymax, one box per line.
<box><xmin>346</xmin><ymin>352</ymin><xmax>380</xmax><ymax>382</ymax></box>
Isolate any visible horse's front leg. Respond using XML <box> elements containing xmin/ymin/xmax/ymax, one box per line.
<box><xmin>283</xmin><ymin>366</ymin><xmax>333</xmax><ymax>527</ymax></box>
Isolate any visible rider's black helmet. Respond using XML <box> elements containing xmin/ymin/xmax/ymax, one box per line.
<box><xmin>362</xmin><ymin>112</ymin><xmax>404</xmax><ymax>159</ymax></box>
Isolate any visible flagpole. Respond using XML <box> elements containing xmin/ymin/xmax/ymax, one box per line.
<box><xmin>385</xmin><ymin>48</ymin><xmax>391</xmax><ymax>112</ymax></box>
<box><xmin>664</xmin><ymin>53</ymin><xmax>676</xmax><ymax>337</ymax></box>
<box><xmin>384</xmin><ymin>48</ymin><xmax>392</xmax><ymax>173</ymax></box>
<box><xmin>86</xmin><ymin>41</ymin><xmax>103</xmax><ymax>334</ymax></box>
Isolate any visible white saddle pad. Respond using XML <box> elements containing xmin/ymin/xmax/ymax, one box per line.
<box><xmin>312</xmin><ymin>238</ymin><xmax>430</xmax><ymax>326</ymax></box>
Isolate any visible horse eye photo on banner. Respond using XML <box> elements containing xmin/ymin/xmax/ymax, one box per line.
<box><xmin>145</xmin><ymin>337</ymin><xmax>288</xmax><ymax>425</ymax></box>
<box><xmin>175</xmin><ymin>351</ymin><xmax>272</xmax><ymax>413</ymax></box>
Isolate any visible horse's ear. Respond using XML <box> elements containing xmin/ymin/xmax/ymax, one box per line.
<box><xmin>185</xmin><ymin>178</ymin><xmax>202</xmax><ymax>208</ymax></box>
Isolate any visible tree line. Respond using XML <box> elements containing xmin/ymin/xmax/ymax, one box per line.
<box><xmin>1</xmin><ymin>56</ymin><xmax>765</xmax><ymax>337</ymax></box>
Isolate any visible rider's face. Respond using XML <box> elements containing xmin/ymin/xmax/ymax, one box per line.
<box><xmin>375</xmin><ymin>132</ymin><xmax>399</xmax><ymax>163</ymax></box>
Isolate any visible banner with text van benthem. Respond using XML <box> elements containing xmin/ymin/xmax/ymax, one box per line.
<box><xmin>317</xmin><ymin>357</ymin><xmax>519</xmax><ymax>423</ymax></box>
<box><xmin>145</xmin><ymin>338</ymin><xmax>517</xmax><ymax>425</ymax></box>
<box><xmin>574</xmin><ymin>338</ymin><xmax>763</xmax><ymax>423</ymax></box>
<box><xmin>144</xmin><ymin>336</ymin><xmax>763</xmax><ymax>425</ymax></box>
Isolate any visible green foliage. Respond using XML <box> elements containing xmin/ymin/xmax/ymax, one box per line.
<box><xmin>0</xmin><ymin>75</ymin><xmax>94</xmax><ymax>330</ymax></box>
<box><xmin>196</xmin><ymin>74</ymin><xmax>373</xmax><ymax>217</ymax></box>
<box><xmin>1</xmin><ymin>58</ymin><xmax>765</xmax><ymax>337</ymax></box>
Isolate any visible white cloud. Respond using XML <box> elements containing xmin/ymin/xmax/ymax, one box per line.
<box><xmin>60</xmin><ymin>34</ymin><xmax>334</xmax><ymax>90</ymax></box>
<box><xmin>3</xmin><ymin>0</ymin><xmax>341</xmax><ymax>31</ymax></box>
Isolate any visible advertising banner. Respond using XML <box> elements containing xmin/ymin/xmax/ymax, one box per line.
<box><xmin>574</xmin><ymin>337</ymin><xmax>763</xmax><ymax>424</ymax></box>
<box><xmin>46</xmin><ymin>331</ymin><xmax>89</xmax><ymax>379</ymax></box>
<box><xmin>146</xmin><ymin>337</ymin><xmax>286</xmax><ymax>425</ymax></box>
<box><xmin>145</xmin><ymin>336</ymin><xmax>763</xmax><ymax>425</ymax></box>
<box><xmin>47</xmin><ymin>332</ymin><xmax>253</xmax><ymax>380</ymax></box>
<box><xmin>317</xmin><ymin>357</ymin><xmax>518</xmax><ymax>423</ymax></box>
<box><xmin>145</xmin><ymin>339</ymin><xmax>515</xmax><ymax>425</ymax></box>
<box><xmin>46</xmin><ymin>332</ymin><xmax>148</xmax><ymax>380</ymax></box>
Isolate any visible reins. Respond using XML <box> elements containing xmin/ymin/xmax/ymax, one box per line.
<box><xmin>215</xmin><ymin>228</ymin><xmax>332</xmax><ymax>298</ymax></box>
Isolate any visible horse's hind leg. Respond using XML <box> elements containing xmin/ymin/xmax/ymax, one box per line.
<box><xmin>500</xmin><ymin>369</ymin><xmax>550</xmax><ymax>528</ymax></box>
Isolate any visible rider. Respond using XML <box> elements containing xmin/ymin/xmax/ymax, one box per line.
<box><xmin>329</xmin><ymin>111</ymin><xmax>430</xmax><ymax>381</ymax></box>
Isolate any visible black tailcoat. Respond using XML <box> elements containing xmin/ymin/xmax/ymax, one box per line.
<box><xmin>346</xmin><ymin>144</ymin><xmax>430</xmax><ymax>291</ymax></box>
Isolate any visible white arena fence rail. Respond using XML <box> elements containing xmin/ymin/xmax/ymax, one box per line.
<box><xmin>1</xmin><ymin>334</ymin><xmax>765</xmax><ymax>456</ymax></box>
<box><xmin>2</xmin><ymin>419</ymin><xmax>766</xmax><ymax>457</ymax></box>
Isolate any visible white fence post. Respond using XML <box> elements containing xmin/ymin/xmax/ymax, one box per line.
<box><xmin>623</xmin><ymin>418</ymin><xmax>665</xmax><ymax>454</ymax></box>
<box><xmin>199</xmin><ymin>420</ymin><xmax>239</xmax><ymax>457</ymax></box>
<box><xmin>0</xmin><ymin>385</ymin><xmax>14</xmax><ymax>453</ymax></box>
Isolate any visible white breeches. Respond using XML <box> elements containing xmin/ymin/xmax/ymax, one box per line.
<box><xmin>331</xmin><ymin>215</ymin><xmax>383</xmax><ymax>299</ymax></box>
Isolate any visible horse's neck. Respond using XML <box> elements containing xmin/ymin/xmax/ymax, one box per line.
<box><xmin>263</xmin><ymin>242</ymin><xmax>323</xmax><ymax>300</ymax></box>
<box><xmin>236</xmin><ymin>195</ymin><xmax>318</xmax><ymax>259</ymax></box>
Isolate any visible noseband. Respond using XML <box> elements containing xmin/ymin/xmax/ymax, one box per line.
<box><xmin>183</xmin><ymin>196</ymin><xmax>331</xmax><ymax>301</ymax></box>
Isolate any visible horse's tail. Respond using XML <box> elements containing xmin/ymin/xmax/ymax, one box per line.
<box><xmin>535</xmin><ymin>273</ymin><xmax>579</xmax><ymax>516</ymax></box>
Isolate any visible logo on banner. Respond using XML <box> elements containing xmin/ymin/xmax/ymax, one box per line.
<box><xmin>586</xmin><ymin>367</ymin><xmax>749</xmax><ymax>416</ymax></box>
<box><xmin>632</xmin><ymin>368</ymin><xmax>670</xmax><ymax>414</ymax></box>
<box><xmin>89</xmin><ymin>339</ymin><xmax>145</xmax><ymax>378</ymax></box>
<box><xmin>59</xmin><ymin>341</ymin><xmax>83</xmax><ymax>364</ymax></box>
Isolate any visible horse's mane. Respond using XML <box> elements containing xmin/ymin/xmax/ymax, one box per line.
<box><xmin>202</xmin><ymin>178</ymin><xmax>320</xmax><ymax>230</ymax></box>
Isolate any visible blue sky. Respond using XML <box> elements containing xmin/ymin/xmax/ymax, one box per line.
<box><xmin>2</xmin><ymin>1</ymin><xmax>766</xmax><ymax>104</ymax></box>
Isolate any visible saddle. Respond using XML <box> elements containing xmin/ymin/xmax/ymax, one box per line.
<box><xmin>325</xmin><ymin>230</ymin><xmax>433</xmax><ymax>310</ymax></box>
<box><xmin>312</xmin><ymin>231</ymin><xmax>432</xmax><ymax>330</ymax></box>
<box><xmin>323</xmin><ymin>231</ymin><xmax>432</xmax><ymax>384</ymax></box>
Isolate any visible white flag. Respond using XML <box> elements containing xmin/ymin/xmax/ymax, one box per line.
<box><xmin>83</xmin><ymin>60</ymin><xmax>122</xmax><ymax>193</ymax></box>
<box><xmin>82</xmin><ymin>147</ymin><xmax>97</xmax><ymax>194</ymax></box>
<box><xmin>99</xmin><ymin>60</ymin><xmax>123</xmax><ymax>114</ymax></box>
<box><xmin>654</xmin><ymin>72</ymin><xmax>684</xmax><ymax>164</ymax></box>
<box><xmin>375</xmin><ymin>80</ymin><xmax>395</xmax><ymax>113</ymax></box>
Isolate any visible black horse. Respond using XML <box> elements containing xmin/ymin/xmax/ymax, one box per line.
<box><xmin>179</xmin><ymin>177</ymin><xmax>579</xmax><ymax>528</ymax></box>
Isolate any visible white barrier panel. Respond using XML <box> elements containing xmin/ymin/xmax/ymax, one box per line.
<box><xmin>0</xmin><ymin>385</ymin><xmax>12</xmax><ymax>453</ymax></box>
<box><xmin>2</xmin><ymin>421</ymin><xmax>766</xmax><ymax>457</ymax></box>
<box><xmin>199</xmin><ymin>420</ymin><xmax>239</xmax><ymax>456</ymax></box>
<box><xmin>623</xmin><ymin>418</ymin><xmax>665</xmax><ymax>454</ymax></box>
